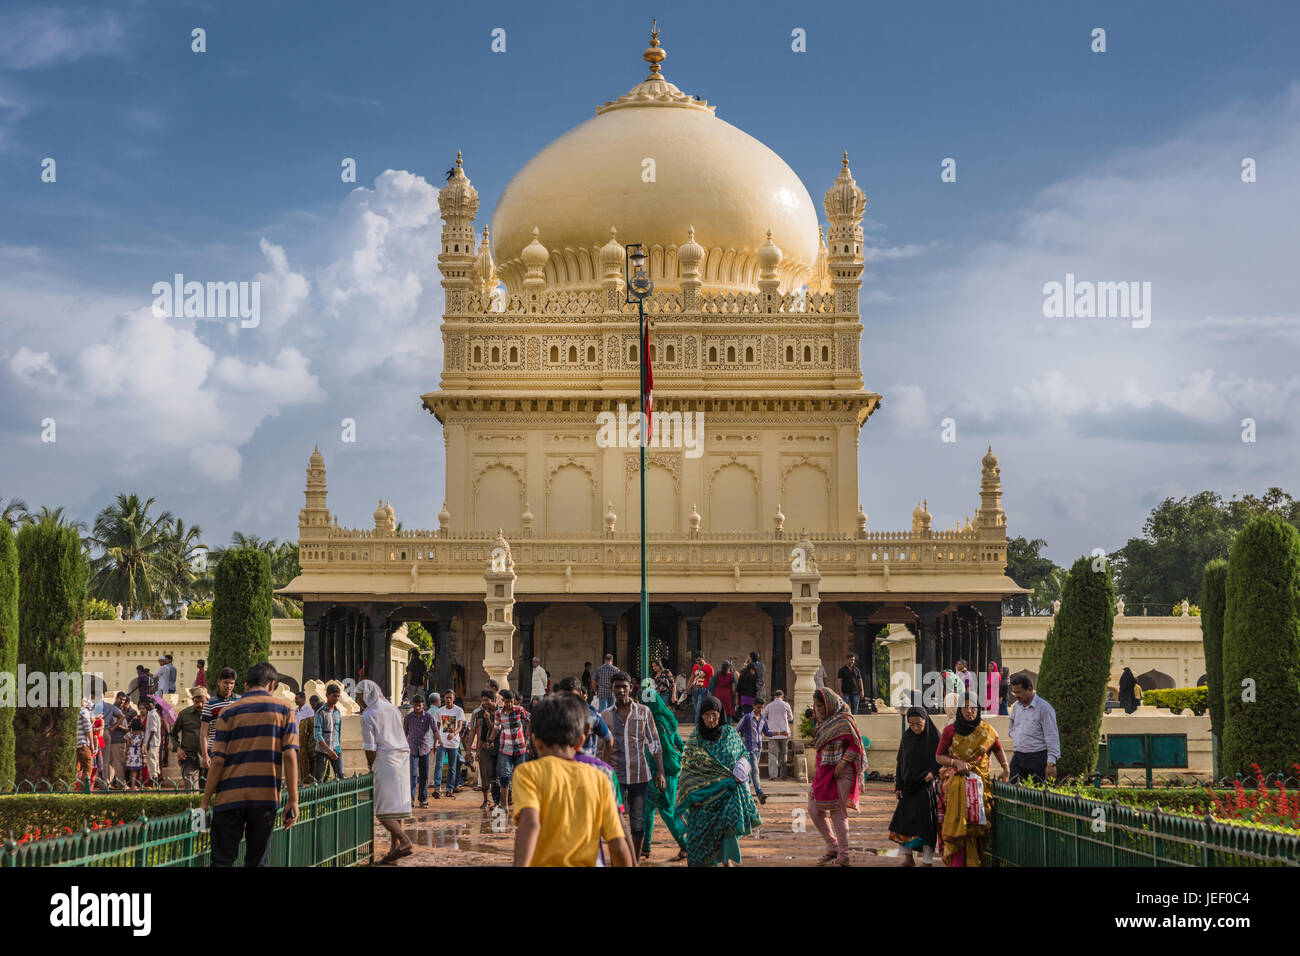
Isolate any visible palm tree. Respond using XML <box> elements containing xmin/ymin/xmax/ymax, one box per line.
<box><xmin>156</xmin><ymin>517</ymin><xmax>207</xmax><ymax>614</ymax></box>
<box><xmin>1</xmin><ymin>497</ymin><xmax>29</xmax><ymax>532</ymax></box>
<box><xmin>88</xmin><ymin>493</ymin><xmax>173</xmax><ymax>618</ymax></box>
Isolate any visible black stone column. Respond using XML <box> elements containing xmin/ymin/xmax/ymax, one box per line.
<box><xmin>909</xmin><ymin>602</ymin><xmax>947</xmax><ymax>714</ymax></box>
<box><xmin>758</xmin><ymin>604</ymin><xmax>789</xmax><ymax>696</ymax></box>
<box><xmin>978</xmin><ymin>602</ymin><xmax>1003</xmax><ymax>669</ymax></box>
<box><xmin>363</xmin><ymin>609</ymin><xmax>391</xmax><ymax>697</ymax></box>
<box><xmin>517</xmin><ymin>605</ymin><xmax>538</xmax><ymax>700</ymax></box>
<box><xmin>301</xmin><ymin>608</ymin><xmax>323</xmax><ymax>684</ymax></box>
<box><xmin>431</xmin><ymin>606</ymin><xmax>457</xmax><ymax>697</ymax></box>
<box><xmin>595</xmin><ymin>605</ymin><xmax>630</xmax><ymax>666</ymax></box>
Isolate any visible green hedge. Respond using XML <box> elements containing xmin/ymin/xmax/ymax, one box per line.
<box><xmin>14</xmin><ymin>520</ymin><xmax>87</xmax><ymax>782</ymax></box>
<box><xmin>0</xmin><ymin>793</ymin><xmax>202</xmax><ymax>839</ymax></box>
<box><xmin>0</xmin><ymin>525</ymin><xmax>17</xmax><ymax>789</ymax></box>
<box><xmin>1201</xmin><ymin>560</ymin><xmax>1228</xmax><ymax>751</ymax></box>
<box><xmin>207</xmin><ymin>549</ymin><xmax>272</xmax><ymax>694</ymax></box>
<box><xmin>1141</xmin><ymin>686</ymin><xmax>1209</xmax><ymax>716</ymax></box>
<box><xmin>1221</xmin><ymin>514</ymin><xmax>1300</xmax><ymax>777</ymax></box>
<box><xmin>1038</xmin><ymin>555</ymin><xmax>1115</xmax><ymax>777</ymax></box>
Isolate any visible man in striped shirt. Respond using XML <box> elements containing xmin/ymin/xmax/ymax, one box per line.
<box><xmin>601</xmin><ymin>672</ymin><xmax>665</xmax><ymax>855</ymax></box>
<box><xmin>199</xmin><ymin>667</ymin><xmax>241</xmax><ymax>772</ymax></box>
<box><xmin>200</xmin><ymin>663</ymin><xmax>299</xmax><ymax>867</ymax></box>
<box><xmin>492</xmin><ymin>690</ymin><xmax>530</xmax><ymax>817</ymax></box>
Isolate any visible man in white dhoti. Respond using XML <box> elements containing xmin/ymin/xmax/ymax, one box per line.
<box><xmin>355</xmin><ymin>680</ymin><xmax>414</xmax><ymax>863</ymax></box>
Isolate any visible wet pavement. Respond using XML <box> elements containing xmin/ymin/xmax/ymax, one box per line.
<box><xmin>371</xmin><ymin>779</ymin><xmax>920</xmax><ymax>867</ymax></box>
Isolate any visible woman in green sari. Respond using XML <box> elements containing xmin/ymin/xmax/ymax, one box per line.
<box><xmin>643</xmin><ymin>687</ymin><xmax>688</xmax><ymax>861</ymax></box>
<box><xmin>675</xmin><ymin>696</ymin><xmax>762</xmax><ymax>866</ymax></box>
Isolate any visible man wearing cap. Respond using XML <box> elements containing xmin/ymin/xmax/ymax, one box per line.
<box><xmin>156</xmin><ymin>654</ymin><xmax>177</xmax><ymax>695</ymax></box>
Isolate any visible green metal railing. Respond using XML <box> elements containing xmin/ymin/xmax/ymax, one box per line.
<box><xmin>986</xmin><ymin>781</ymin><xmax>1300</xmax><ymax>867</ymax></box>
<box><xmin>1</xmin><ymin>776</ymin><xmax>373</xmax><ymax>867</ymax></box>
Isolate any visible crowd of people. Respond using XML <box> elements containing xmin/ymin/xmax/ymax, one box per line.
<box><xmin>73</xmin><ymin>644</ymin><xmax>1062</xmax><ymax>869</ymax></box>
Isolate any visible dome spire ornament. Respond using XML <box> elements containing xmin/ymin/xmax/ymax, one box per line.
<box><xmin>643</xmin><ymin>19</ymin><xmax>666</xmax><ymax>77</ymax></box>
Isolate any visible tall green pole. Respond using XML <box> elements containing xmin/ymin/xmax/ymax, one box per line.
<box><xmin>638</xmin><ymin>296</ymin><xmax>649</xmax><ymax>682</ymax></box>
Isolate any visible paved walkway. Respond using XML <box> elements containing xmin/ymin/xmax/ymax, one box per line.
<box><xmin>372</xmin><ymin>779</ymin><xmax>918</xmax><ymax>867</ymax></box>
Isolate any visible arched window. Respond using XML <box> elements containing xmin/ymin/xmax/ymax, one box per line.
<box><xmin>726</xmin><ymin>345</ymin><xmax>736</xmax><ymax>362</ymax></box>
<box><xmin>473</xmin><ymin>345</ymin><xmax>482</xmax><ymax>364</ymax></box>
<box><xmin>490</xmin><ymin>346</ymin><xmax>500</xmax><ymax>363</ymax></box>
<box><xmin>745</xmin><ymin>346</ymin><xmax>754</xmax><ymax>362</ymax></box>
<box><xmin>509</xmin><ymin>346</ymin><xmax>518</xmax><ymax>363</ymax></box>
<box><xmin>708</xmin><ymin>346</ymin><xmax>718</xmax><ymax>363</ymax></box>
<box><xmin>629</xmin><ymin>343</ymin><xmax>638</xmax><ymax>363</ymax></box>
<box><xmin>568</xmin><ymin>345</ymin><xmax>577</xmax><ymax>363</ymax></box>
<box><xmin>821</xmin><ymin>345</ymin><xmax>829</xmax><ymax>362</ymax></box>
<box><xmin>549</xmin><ymin>345</ymin><xmax>559</xmax><ymax>363</ymax></box>
<box><xmin>666</xmin><ymin>344</ymin><xmax>676</xmax><ymax>362</ymax></box>
<box><xmin>803</xmin><ymin>345</ymin><xmax>812</xmax><ymax>362</ymax></box>
<box><xmin>587</xmin><ymin>345</ymin><xmax>596</xmax><ymax>362</ymax></box>
<box><xmin>785</xmin><ymin>345</ymin><xmax>794</xmax><ymax>362</ymax></box>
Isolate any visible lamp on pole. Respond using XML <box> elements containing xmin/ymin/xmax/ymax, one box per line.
<box><xmin>625</xmin><ymin>243</ymin><xmax>652</xmax><ymax>685</ymax></box>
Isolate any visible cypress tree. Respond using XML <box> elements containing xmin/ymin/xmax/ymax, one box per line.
<box><xmin>0</xmin><ymin>524</ymin><xmax>18</xmax><ymax>788</ymax></box>
<box><xmin>1200</xmin><ymin>559</ymin><xmax>1228</xmax><ymax>775</ymax></box>
<box><xmin>14</xmin><ymin>519</ymin><xmax>88</xmax><ymax>782</ymax></box>
<box><xmin>1221</xmin><ymin>515</ymin><xmax>1300</xmax><ymax>778</ymax></box>
<box><xmin>207</xmin><ymin>549</ymin><xmax>273</xmax><ymax>694</ymax></box>
<box><xmin>1037</xmin><ymin>554</ymin><xmax>1115</xmax><ymax>778</ymax></box>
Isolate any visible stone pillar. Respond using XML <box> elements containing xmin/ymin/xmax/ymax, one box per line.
<box><xmin>595</xmin><ymin>606</ymin><xmax>625</xmax><ymax>664</ymax></box>
<box><xmin>482</xmin><ymin>533</ymin><xmax>517</xmax><ymax>691</ymax></box>
<box><xmin>366</xmin><ymin>609</ymin><xmax>392</xmax><ymax>698</ymax></box>
<box><xmin>788</xmin><ymin>532</ymin><xmax>822</xmax><ymax>717</ymax></box>
<box><xmin>518</xmin><ymin>605</ymin><xmax>537</xmax><ymax>698</ymax></box>
<box><xmin>910</xmin><ymin>602</ymin><xmax>946</xmax><ymax>714</ymax></box>
<box><xmin>977</xmin><ymin>601</ymin><xmax>1003</xmax><ymax>669</ymax></box>
<box><xmin>432</xmin><ymin>608</ymin><xmax>456</xmax><ymax>696</ymax></box>
<box><xmin>672</xmin><ymin>602</ymin><xmax>714</xmax><ymax>676</ymax></box>
<box><xmin>757</xmin><ymin>604</ymin><xmax>789</xmax><ymax>697</ymax></box>
<box><xmin>301</xmin><ymin>611</ymin><xmax>322</xmax><ymax>684</ymax></box>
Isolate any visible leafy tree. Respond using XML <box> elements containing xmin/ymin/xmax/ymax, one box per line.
<box><xmin>1200</xmin><ymin>559</ymin><xmax>1228</xmax><ymax>773</ymax></box>
<box><xmin>14</xmin><ymin>516</ymin><xmax>87</xmax><ymax>782</ymax></box>
<box><xmin>88</xmin><ymin>493</ymin><xmax>173</xmax><ymax>618</ymax></box>
<box><xmin>208</xmin><ymin>534</ymin><xmax>301</xmax><ymax>618</ymax></box>
<box><xmin>85</xmin><ymin>598</ymin><xmax>117</xmax><ymax>620</ymax></box>
<box><xmin>0</xmin><ymin>524</ymin><xmax>18</xmax><ymax>787</ymax></box>
<box><xmin>1037</xmin><ymin>555</ymin><xmax>1115</xmax><ymax>778</ymax></box>
<box><xmin>1114</xmin><ymin>489</ymin><xmax>1299</xmax><ymax>612</ymax></box>
<box><xmin>1220</xmin><ymin>515</ymin><xmax>1300</xmax><ymax>778</ymax></box>
<box><xmin>1003</xmin><ymin>537</ymin><xmax>1063</xmax><ymax>616</ymax></box>
<box><xmin>206</xmin><ymin>549</ymin><xmax>273</xmax><ymax>695</ymax></box>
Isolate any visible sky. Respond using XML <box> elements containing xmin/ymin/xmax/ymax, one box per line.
<box><xmin>1</xmin><ymin>0</ymin><xmax>1298</xmax><ymax>564</ymax></box>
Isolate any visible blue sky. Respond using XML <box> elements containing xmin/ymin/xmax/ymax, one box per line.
<box><xmin>2</xmin><ymin>1</ymin><xmax>1298</xmax><ymax>565</ymax></box>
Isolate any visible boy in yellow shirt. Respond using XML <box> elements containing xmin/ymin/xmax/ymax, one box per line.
<box><xmin>512</xmin><ymin>693</ymin><xmax>634</xmax><ymax>867</ymax></box>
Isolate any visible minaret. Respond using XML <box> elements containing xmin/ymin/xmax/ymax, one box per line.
<box><xmin>824</xmin><ymin>152</ymin><xmax>866</xmax><ymax>314</ymax></box>
<box><xmin>756</xmin><ymin>228</ymin><xmax>783</xmax><ymax>311</ymax></box>
<box><xmin>521</xmin><ymin>226</ymin><xmax>549</xmax><ymax>314</ymax></box>
<box><xmin>299</xmin><ymin>445</ymin><xmax>330</xmax><ymax>530</ymax></box>
<box><xmin>473</xmin><ymin>226</ymin><xmax>497</xmax><ymax>306</ymax></box>
<box><xmin>438</xmin><ymin>150</ymin><xmax>479</xmax><ymax>313</ymax></box>
<box><xmin>977</xmin><ymin>446</ymin><xmax>1008</xmax><ymax>568</ymax></box>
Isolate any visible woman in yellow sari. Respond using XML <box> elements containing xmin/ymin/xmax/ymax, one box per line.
<box><xmin>935</xmin><ymin>692</ymin><xmax>1009</xmax><ymax>867</ymax></box>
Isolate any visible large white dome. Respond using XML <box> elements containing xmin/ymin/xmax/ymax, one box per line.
<box><xmin>490</xmin><ymin>58</ymin><xmax>819</xmax><ymax>296</ymax></box>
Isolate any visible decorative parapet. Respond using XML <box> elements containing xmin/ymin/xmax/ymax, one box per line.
<box><xmin>297</xmin><ymin>526</ymin><xmax>1006</xmax><ymax>576</ymax></box>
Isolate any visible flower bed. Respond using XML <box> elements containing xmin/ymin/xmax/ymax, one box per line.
<box><xmin>0</xmin><ymin>793</ymin><xmax>203</xmax><ymax>843</ymax></box>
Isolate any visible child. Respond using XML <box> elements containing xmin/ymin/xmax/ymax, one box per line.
<box><xmin>510</xmin><ymin>693</ymin><xmax>632</xmax><ymax>867</ymax></box>
<box><xmin>125</xmin><ymin>717</ymin><xmax>145</xmax><ymax>789</ymax></box>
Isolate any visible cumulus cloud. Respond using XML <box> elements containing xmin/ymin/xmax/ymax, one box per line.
<box><xmin>9</xmin><ymin>346</ymin><xmax>56</xmax><ymax>384</ymax></box>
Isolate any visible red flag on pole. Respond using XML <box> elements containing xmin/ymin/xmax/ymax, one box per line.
<box><xmin>642</xmin><ymin>319</ymin><xmax>654</xmax><ymax>440</ymax></box>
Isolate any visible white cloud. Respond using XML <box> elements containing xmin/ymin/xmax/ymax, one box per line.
<box><xmin>0</xmin><ymin>9</ymin><xmax>123</xmax><ymax>70</ymax></box>
<box><xmin>252</xmin><ymin>238</ymin><xmax>310</xmax><ymax>333</ymax></box>
<box><xmin>9</xmin><ymin>346</ymin><xmax>56</xmax><ymax>384</ymax></box>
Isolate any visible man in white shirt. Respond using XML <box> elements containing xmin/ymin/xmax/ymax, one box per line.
<box><xmin>1007</xmin><ymin>673</ymin><xmax>1060</xmax><ymax>782</ymax></box>
<box><xmin>155</xmin><ymin>655</ymin><xmax>177</xmax><ymax>695</ymax></box>
<box><xmin>433</xmin><ymin>690</ymin><xmax>466</xmax><ymax>798</ymax></box>
<box><xmin>530</xmin><ymin>657</ymin><xmax>548</xmax><ymax>702</ymax></box>
<box><xmin>763</xmin><ymin>689</ymin><xmax>794</xmax><ymax>780</ymax></box>
<box><xmin>294</xmin><ymin>691</ymin><xmax>314</xmax><ymax>725</ymax></box>
<box><xmin>141</xmin><ymin>697</ymin><xmax>162</xmax><ymax>786</ymax></box>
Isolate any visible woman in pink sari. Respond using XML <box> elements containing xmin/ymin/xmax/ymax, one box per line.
<box><xmin>985</xmin><ymin>662</ymin><xmax>1002</xmax><ymax>713</ymax></box>
<box><xmin>807</xmin><ymin>687</ymin><xmax>864</xmax><ymax>866</ymax></box>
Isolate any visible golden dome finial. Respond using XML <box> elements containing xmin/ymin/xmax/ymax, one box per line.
<box><xmin>643</xmin><ymin>19</ymin><xmax>666</xmax><ymax>76</ymax></box>
<box><xmin>456</xmin><ymin>150</ymin><xmax>463</xmax><ymax>167</ymax></box>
